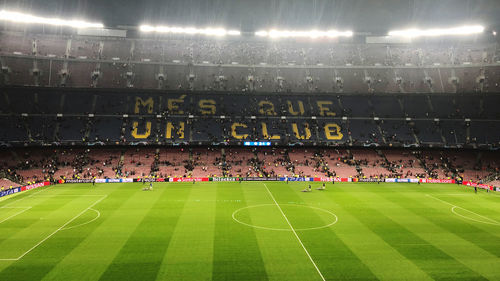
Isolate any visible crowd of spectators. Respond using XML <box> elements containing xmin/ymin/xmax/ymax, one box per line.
<box><xmin>2</xmin><ymin>31</ymin><xmax>497</xmax><ymax>67</ymax></box>
<box><xmin>2</xmin><ymin>147</ymin><xmax>496</xmax><ymax>191</ymax></box>
<box><xmin>1</xmin><ymin>31</ymin><xmax>499</xmax><ymax>93</ymax></box>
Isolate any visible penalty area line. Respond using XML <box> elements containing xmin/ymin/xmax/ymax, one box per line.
<box><xmin>16</xmin><ymin>195</ymin><xmax>107</xmax><ymax>260</ymax></box>
<box><xmin>0</xmin><ymin>207</ymin><xmax>32</xmax><ymax>225</ymax></box>
<box><xmin>263</xmin><ymin>183</ymin><xmax>326</xmax><ymax>281</ymax></box>
<box><xmin>1</xmin><ymin>188</ymin><xmax>48</xmax><ymax>207</ymax></box>
<box><xmin>0</xmin><ymin>195</ymin><xmax>107</xmax><ymax>261</ymax></box>
<box><xmin>426</xmin><ymin>194</ymin><xmax>500</xmax><ymax>225</ymax></box>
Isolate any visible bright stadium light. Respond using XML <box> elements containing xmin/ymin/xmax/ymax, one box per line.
<box><xmin>0</xmin><ymin>10</ymin><xmax>104</xmax><ymax>29</ymax></box>
<box><xmin>255</xmin><ymin>29</ymin><xmax>353</xmax><ymax>39</ymax></box>
<box><xmin>139</xmin><ymin>25</ymin><xmax>240</xmax><ymax>36</ymax></box>
<box><xmin>388</xmin><ymin>25</ymin><xmax>484</xmax><ymax>37</ymax></box>
<box><xmin>227</xmin><ymin>30</ymin><xmax>241</xmax><ymax>36</ymax></box>
<box><xmin>255</xmin><ymin>30</ymin><xmax>268</xmax><ymax>37</ymax></box>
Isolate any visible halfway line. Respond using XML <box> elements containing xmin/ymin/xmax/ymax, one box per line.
<box><xmin>263</xmin><ymin>183</ymin><xmax>326</xmax><ymax>281</ymax></box>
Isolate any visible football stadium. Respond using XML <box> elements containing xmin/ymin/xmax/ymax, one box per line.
<box><xmin>0</xmin><ymin>0</ymin><xmax>499</xmax><ymax>280</ymax></box>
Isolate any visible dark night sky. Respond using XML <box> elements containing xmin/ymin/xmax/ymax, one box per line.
<box><xmin>1</xmin><ymin>0</ymin><xmax>499</xmax><ymax>32</ymax></box>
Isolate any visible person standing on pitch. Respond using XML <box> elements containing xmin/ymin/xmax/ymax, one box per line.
<box><xmin>474</xmin><ymin>185</ymin><xmax>477</xmax><ymax>193</ymax></box>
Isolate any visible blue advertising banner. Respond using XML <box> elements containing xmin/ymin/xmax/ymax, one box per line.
<box><xmin>279</xmin><ymin>177</ymin><xmax>314</xmax><ymax>182</ymax></box>
<box><xmin>95</xmin><ymin>179</ymin><xmax>134</xmax><ymax>183</ymax></box>
<box><xmin>0</xmin><ymin>187</ymin><xmax>21</xmax><ymax>198</ymax></box>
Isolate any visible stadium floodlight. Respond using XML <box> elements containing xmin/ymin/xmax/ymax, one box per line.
<box><xmin>0</xmin><ymin>10</ymin><xmax>103</xmax><ymax>29</ymax></box>
<box><xmin>139</xmin><ymin>25</ymin><xmax>240</xmax><ymax>36</ymax></box>
<box><xmin>255</xmin><ymin>30</ymin><xmax>268</xmax><ymax>37</ymax></box>
<box><xmin>388</xmin><ymin>25</ymin><xmax>484</xmax><ymax>37</ymax></box>
<box><xmin>255</xmin><ymin>29</ymin><xmax>353</xmax><ymax>38</ymax></box>
<box><xmin>227</xmin><ymin>30</ymin><xmax>241</xmax><ymax>36</ymax></box>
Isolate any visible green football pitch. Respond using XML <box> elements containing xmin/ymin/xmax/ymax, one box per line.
<box><xmin>0</xmin><ymin>181</ymin><xmax>499</xmax><ymax>281</ymax></box>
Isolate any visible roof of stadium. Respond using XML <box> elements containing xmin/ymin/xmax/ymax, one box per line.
<box><xmin>2</xmin><ymin>0</ymin><xmax>499</xmax><ymax>33</ymax></box>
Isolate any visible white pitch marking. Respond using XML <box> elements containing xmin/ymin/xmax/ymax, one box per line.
<box><xmin>0</xmin><ymin>207</ymin><xmax>32</xmax><ymax>224</ymax></box>
<box><xmin>0</xmin><ymin>258</ymin><xmax>18</xmax><ymax>261</ymax></box>
<box><xmin>61</xmin><ymin>208</ymin><xmax>101</xmax><ymax>231</ymax></box>
<box><xmin>232</xmin><ymin>204</ymin><xmax>338</xmax><ymax>231</ymax></box>
<box><xmin>263</xmin><ymin>184</ymin><xmax>326</xmax><ymax>281</ymax></box>
<box><xmin>426</xmin><ymin>194</ymin><xmax>500</xmax><ymax>226</ymax></box>
<box><xmin>0</xmin><ymin>195</ymin><xmax>107</xmax><ymax>261</ymax></box>
<box><xmin>1</xmin><ymin>188</ymin><xmax>48</xmax><ymax>207</ymax></box>
<box><xmin>451</xmin><ymin>206</ymin><xmax>500</xmax><ymax>226</ymax></box>
<box><xmin>33</xmin><ymin>194</ymin><xmax>105</xmax><ymax>197</ymax></box>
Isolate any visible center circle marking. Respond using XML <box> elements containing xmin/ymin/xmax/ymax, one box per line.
<box><xmin>232</xmin><ymin>204</ymin><xmax>338</xmax><ymax>231</ymax></box>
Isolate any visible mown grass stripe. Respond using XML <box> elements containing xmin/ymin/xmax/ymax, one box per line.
<box><xmin>0</xmin><ymin>185</ymin><xmax>78</xmax><ymax>246</ymax></box>
<box><xmin>426</xmin><ymin>191</ymin><xmax>500</xmax><ymax>227</ymax></box>
<box><xmin>334</xmin><ymin>183</ymin><xmax>488</xmax><ymax>281</ymax></box>
<box><xmin>264</xmin><ymin>183</ymin><xmax>325</xmax><ymax>281</ymax></box>
<box><xmin>38</xmin><ymin>183</ymin><xmax>153</xmax><ymax>281</ymax></box>
<box><xmin>284</xmin><ymin>182</ymin><xmax>434</xmax><ymax>281</ymax></box>
<box><xmin>0</xmin><ymin>190</ymin><xmax>105</xmax><ymax>258</ymax></box>
<box><xmin>266</xmin><ymin>182</ymin><xmax>380</xmax><ymax>281</ymax></box>
<box><xmin>0</xmin><ymin>183</ymin><xmax>125</xmax><ymax>281</ymax></box>
<box><xmin>404</xmin><ymin>187</ymin><xmax>500</xmax><ymax>254</ymax></box>
<box><xmin>154</xmin><ymin>182</ymin><xmax>217</xmax><ymax>281</ymax></box>
<box><xmin>97</xmin><ymin>183</ymin><xmax>191</xmax><ymax>281</ymax></box>
<box><xmin>0</xmin><ymin>186</ymin><xmax>49</xmax><ymax>205</ymax></box>
<box><xmin>238</xmin><ymin>183</ymin><xmax>322</xmax><ymax>281</ymax></box>
<box><xmin>212</xmin><ymin>182</ymin><xmax>269</xmax><ymax>281</ymax></box>
<box><xmin>1</xmin><ymin>182</ymin><xmax>499</xmax><ymax>281</ymax></box>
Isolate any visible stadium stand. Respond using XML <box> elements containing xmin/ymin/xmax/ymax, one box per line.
<box><xmin>0</xmin><ymin>146</ymin><xmax>498</xmax><ymax>186</ymax></box>
<box><xmin>1</xmin><ymin>31</ymin><xmax>500</xmax><ymax>93</ymax></box>
<box><xmin>0</xmin><ymin>28</ymin><xmax>498</xmax><ymax>188</ymax></box>
<box><xmin>1</xmin><ymin>88</ymin><xmax>498</xmax><ymax>148</ymax></box>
